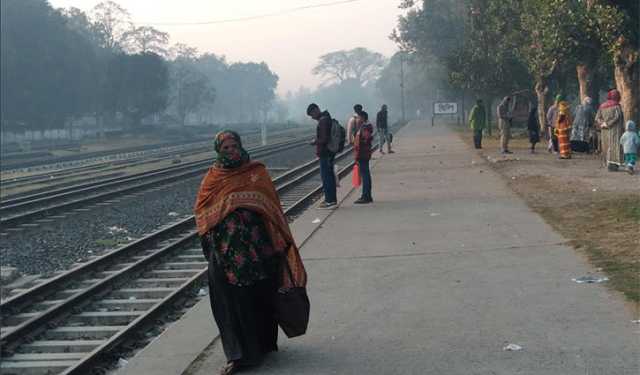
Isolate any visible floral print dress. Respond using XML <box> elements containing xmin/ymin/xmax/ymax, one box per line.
<box><xmin>205</xmin><ymin>208</ymin><xmax>279</xmax><ymax>286</ymax></box>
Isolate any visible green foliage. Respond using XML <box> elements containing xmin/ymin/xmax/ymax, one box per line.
<box><xmin>105</xmin><ymin>53</ymin><xmax>169</xmax><ymax>126</ymax></box>
<box><xmin>394</xmin><ymin>0</ymin><xmax>530</xmax><ymax>99</ymax></box>
<box><xmin>1</xmin><ymin>0</ymin><xmax>99</xmax><ymax>131</ymax></box>
<box><xmin>173</xmin><ymin>52</ymin><xmax>280</xmax><ymax>124</ymax></box>
<box><xmin>393</xmin><ymin>0</ymin><xmax>637</xmax><ymax>105</ymax></box>
<box><xmin>1</xmin><ymin>0</ymin><xmax>282</xmax><ymax>133</ymax></box>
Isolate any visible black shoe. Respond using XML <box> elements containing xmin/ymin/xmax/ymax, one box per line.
<box><xmin>354</xmin><ymin>198</ymin><xmax>373</xmax><ymax>204</ymax></box>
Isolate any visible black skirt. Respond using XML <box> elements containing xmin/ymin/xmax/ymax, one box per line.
<box><xmin>207</xmin><ymin>253</ymin><xmax>279</xmax><ymax>366</ymax></box>
<box><xmin>528</xmin><ymin>129</ymin><xmax>540</xmax><ymax>144</ymax></box>
<box><xmin>570</xmin><ymin>140</ymin><xmax>590</xmax><ymax>153</ymax></box>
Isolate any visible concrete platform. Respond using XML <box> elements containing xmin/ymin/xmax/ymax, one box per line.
<box><xmin>118</xmin><ymin>121</ymin><xmax>639</xmax><ymax>375</ymax></box>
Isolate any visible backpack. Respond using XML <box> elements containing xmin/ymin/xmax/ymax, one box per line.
<box><xmin>327</xmin><ymin>118</ymin><xmax>346</xmax><ymax>154</ymax></box>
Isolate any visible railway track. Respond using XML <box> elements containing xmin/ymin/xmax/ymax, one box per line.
<box><xmin>1</xmin><ymin>128</ymin><xmax>312</xmax><ymax>190</ymax></box>
<box><xmin>0</xmin><ymin>137</ymin><xmax>312</xmax><ymax>230</ymax></box>
<box><xmin>0</xmin><ymin>147</ymin><xmax>357</xmax><ymax>375</ymax></box>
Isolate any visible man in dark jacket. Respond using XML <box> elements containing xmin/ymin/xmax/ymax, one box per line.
<box><xmin>376</xmin><ymin>104</ymin><xmax>393</xmax><ymax>154</ymax></box>
<box><xmin>354</xmin><ymin>111</ymin><xmax>374</xmax><ymax>204</ymax></box>
<box><xmin>307</xmin><ymin>103</ymin><xmax>337</xmax><ymax>209</ymax></box>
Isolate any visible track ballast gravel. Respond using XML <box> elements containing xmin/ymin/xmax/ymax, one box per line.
<box><xmin>0</xmin><ymin>145</ymin><xmax>315</xmax><ymax>276</ymax></box>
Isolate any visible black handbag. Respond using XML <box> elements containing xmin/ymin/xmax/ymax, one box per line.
<box><xmin>274</xmin><ymin>261</ymin><xmax>310</xmax><ymax>338</ymax></box>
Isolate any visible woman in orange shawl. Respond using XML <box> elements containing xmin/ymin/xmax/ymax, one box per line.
<box><xmin>194</xmin><ymin>131</ymin><xmax>307</xmax><ymax>375</ymax></box>
<box><xmin>556</xmin><ymin>100</ymin><xmax>572</xmax><ymax>159</ymax></box>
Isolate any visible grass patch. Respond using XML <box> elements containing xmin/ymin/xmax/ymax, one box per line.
<box><xmin>623</xmin><ymin>200</ymin><xmax>640</xmax><ymax>223</ymax></box>
<box><xmin>522</xmin><ymin>189</ymin><xmax>639</xmax><ymax>302</ymax></box>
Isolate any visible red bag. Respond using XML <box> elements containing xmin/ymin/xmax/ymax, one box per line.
<box><xmin>352</xmin><ymin>163</ymin><xmax>361</xmax><ymax>187</ymax></box>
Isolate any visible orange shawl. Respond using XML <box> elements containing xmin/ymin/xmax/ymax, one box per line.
<box><xmin>556</xmin><ymin>101</ymin><xmax>572</xmax><ymax>131</ymax></box>
<box><xmin>194</xmin><ymin>161</ymin><xmax>307</xmax><ymax>288</ymax></box>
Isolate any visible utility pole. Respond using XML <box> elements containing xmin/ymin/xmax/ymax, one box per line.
<box><xmin>400</xmin><ymin>53</ymin><xmax>406</xmax><ymax>123</ymax></box>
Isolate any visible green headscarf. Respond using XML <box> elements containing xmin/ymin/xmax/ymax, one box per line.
<box><xmin>214</xmin><ymin>130</ymin><xmax>250</xmax><ymax>169</ymax></box>
<box><xmin>555</xmin><ymin>94</ymin><xmax>565</xmax><ymax>103</ymax></box>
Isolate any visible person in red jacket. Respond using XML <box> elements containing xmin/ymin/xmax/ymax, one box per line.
<box><xmin>354</xmin><ymin>111</ymin><xmax>374</xmax><ymax>204</ymax></box>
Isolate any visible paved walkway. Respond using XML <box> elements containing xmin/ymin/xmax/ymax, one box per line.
<box><xmin>121</xmin><ymin>121</ymin><xmax>639</xmax><ymax>375</ymax></box>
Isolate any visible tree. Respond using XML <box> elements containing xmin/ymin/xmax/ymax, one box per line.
<box><xmin>106</xmin><ymin>53</ymin><xmax>169</xmax><ymax>127</ymax></box>
<box><xmin>377</xmin><ymin>52</ymin><xmax>453</xmax><ymax>121</ymax></box>
<box><xmin>169</xmin><ymin>46</ymin><xmax>216</xmax><ymax>126</ymax></box>
<box><xmin>1</xmin><ymin>0</ymin><xmax>99</xmax><ymax>133</ymax></box>
<box><xmin>312</xmin><ymin>48</ymin><xmax>387</xmax><ymax>86</ymax></box>
<box><xmin>90</xmin><ymin>1</ymin><xmax>132</xmax><ymax>52</ymax></box>
<box><xmin>175</xmin><ymin>70</ymin><xmax>216</xmax><ymax>126</ymax></box>
<box><xmin>227</xmin><ymin>63</ymin><xmax>279</xmax><ymax>122</ymax></box>
<box><xmin>122</xmin><ymin>26</ymin><xmax>170</xmax><ymax>56</ymax></box>
<box><xmin>591</xmin><ymin>1</ymin><xmax>639</xmax><ymax>124</ymax></box>
<box><xmin>169</xmin><ymin>43</ymin><xmax>198</xmax><ymax>60</ymax></box>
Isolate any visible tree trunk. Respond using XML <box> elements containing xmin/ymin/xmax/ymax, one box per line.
<box><xmin>576</xmin><ymin>63</ymin><xmax>596</xmax><ymax>102</ymax></box>
<box><xmin>535</xmin><ymin>79</ymin><xmax>549</xmax><ymax>133</ymax></box>
<box><xmin>613</xmin><ymin>36</ymin><xmax>639</xmax><ymax>125</ymax></box>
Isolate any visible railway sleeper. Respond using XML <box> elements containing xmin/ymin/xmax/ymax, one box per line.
<box><xmin>108</xmin><ymin>287</ymin><xmax>174</xmax><ymax>300</ymax></box>
<box><xmin>45</xmin><ymin>325</ymin><xmax>126</xmax><ymax>340</ymax></box>
<box><xmin>66</xmin><ymin>311</ymin><xmax>142</xmax><ymax>326</ymax></box>
<box><xmin>2</xmin><ymin>351</ymin><xmax>86</xmax><ymax>362</ymax></box>
<box><xmin>127</xmin><ymin>277</ymin><xmax>189</xmax><ymax>288</ymax></box>
<box><xmin>143</xmin><ymin>269</ymin><xmax>198</xmax><ymax>278</ymax></box>
<box><xmin>184</xmin><ymin>249</ymin><xmax>203</xmax><ymax>256</ymax></box>
<box><xmin>157</xmin><ymin>262</ymin><xmax>207</xmax><ymax>270</ymax></box>
<box><xmin>27</xmin><ymin>299</ymin><xmax>67</xmax><ymax>312</ymax></box>
<box><xmin>93</xmin><ymin>298</ymin><xmax>161</xmax><ymax>311</ymax></box>
<box><xmin>0</xmin><ymin>358</ymin><xmax>79</xmax><ymax>375</ymax></box>
<box><xmin>176</xmin><ymin>254</ymin><xmax>205</xmax><ymax>261</ymax></box>
<box><xmin>4</xmin><ymin>312</ymin><xmax>40</xmax><ymax>326</ymax></box>
<box><xmin>52</xmin><ymin>288</ymin><xmax>85</xmax><ymax>300</ymax></box>
<box><xmin>104</xmin><ymin>262</ymin><xmax>137</xmax><ymax>271</ymax></box>
<box><xmin>19</xmin><ymin>339</ymin><xmax>105</xmax><ymax>353</ymax></box>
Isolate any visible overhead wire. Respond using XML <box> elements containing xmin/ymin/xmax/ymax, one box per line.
<box><xmin>135</xmin><ymin>0</ymin><xmax>361</xmax><ymax>26</ymax></box>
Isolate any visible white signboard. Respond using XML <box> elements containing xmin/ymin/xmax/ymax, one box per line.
<box><xmin>434</xmin><ymin>102</ymin><xmax>458</xmax><ymax>115</ymax></box>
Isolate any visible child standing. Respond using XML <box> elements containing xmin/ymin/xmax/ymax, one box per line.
<box><xmin>620</xmin><ymin>120</ymin><xmax>640</xmax><ymax>174</ymax></box>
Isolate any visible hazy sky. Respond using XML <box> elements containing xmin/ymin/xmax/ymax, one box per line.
<box><xmin>48</xmin><ymin>0</ymin><xmax>405</xmax><ymax>96</ymax></box>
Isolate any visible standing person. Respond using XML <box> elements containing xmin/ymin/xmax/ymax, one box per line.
<box><xmin>194</xmin><ymin>131</ymin><xmax>308</xmax><ymax>375</ymax></box>
<box><xmin>527</xmin><ymin>105</ymin><xmax>541</xmax><ymax>153</ymax></box>
<box><xmin>620</xmin><ymin>120</ymin><xmax>639</xmax><ymax>174</ymax></box>
<box><xmin>469</xmin><ymin>99</ymin><xmax>486</xmax><ymax>149</ymax></box>
<box><xmin>595</xmin><ymin>89</ymin><xmax>625</xmax><ymax>170</ymax></box>
<box><xmin>497</xmin><ymin>96</ymin><xmax>513</xmax><ymax>154</ymax></box>
<box><xmin>354</xmin><ymin>111</ymin><xmax>374</xmax><ymax>204</ymax></box>
<box><xmin>556</xmin><ymin>100</ymin><xmax>573</xmax><ymax>159</ymax></box>
<box><xmin>546</xmin><ymin>95</ymin><xmax>562</xmax><ymax>153</ymax></box>
<box><xmin>346</xmin><ymin>104</ymin><xmax>363</xmax><ymax>145</ymax></box>
<box><xmin>376</xmin><ymin>104</ymin><xmax>394</xmax><ymax>154</ymax></box>
<box><xmin>571</xmin><ymin>97</ymin><xmax>595</xmax><ymax>153</ymax></box>
<box><xmin>307</xmin><ymin>103</ymin><xmax>337</xmax><ymax>208</ymax></box>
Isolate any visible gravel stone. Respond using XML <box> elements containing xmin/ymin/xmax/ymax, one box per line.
<box><xmin>0</xmin><ymin>144</ymin><xmax>315</xmax><ymax>275</ymax></box>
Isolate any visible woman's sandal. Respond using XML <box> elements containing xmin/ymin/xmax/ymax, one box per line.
<box><xmin>220</xmin><ymin>361</ymin><xmax>238</xmax><ymax>375</ymax></box>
